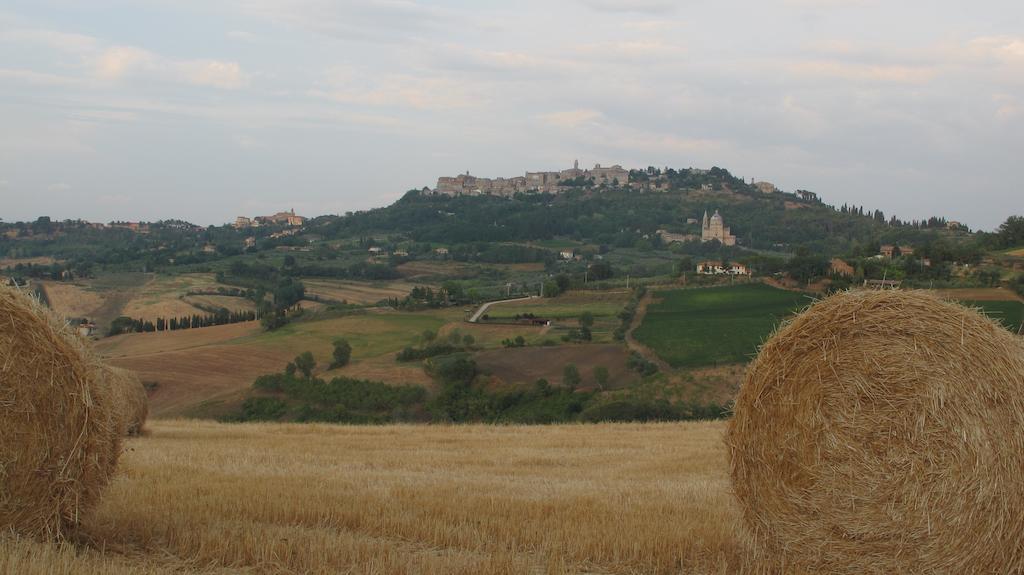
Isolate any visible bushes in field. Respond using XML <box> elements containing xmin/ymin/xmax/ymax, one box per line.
<box><xmin>234</xmin><ymin>348</ymin><xmax>723</xmax><ymax>425</ymax></box>
<box><xmin>614</xmin><ymin>287</ymin><xmax>645</xmax><ymax>341</ymax></box>
<box><xmin>234</xmin><ymin>352</ymin><xmax>429</xmax><ymax>423</ymax></box>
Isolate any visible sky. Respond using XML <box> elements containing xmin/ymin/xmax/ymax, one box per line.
<box><xmin>0</xmin><ymin>1</ymin><xmax>1021</xmax><ymax>230</ymax></box>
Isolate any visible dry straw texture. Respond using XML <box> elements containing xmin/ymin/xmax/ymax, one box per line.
<box><xmin>0</xmin><ymin>286</ymin><xmax>122</xmax><ymax>539</ymax></box>
<box><xmin>728</xmin><ymin>289</ymin><xmax>1024</xmax><ymax>574</ymax></box>
<box><xmin>104</xmin><ymin>367</ymin><xmax>148</xmax><ymax>436</ymax></box>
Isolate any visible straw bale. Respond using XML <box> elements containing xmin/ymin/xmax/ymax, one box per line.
<box><xmin>0</xmin><ymin>286</ymin><xmax>122</xmax><ymax>539</ymax></box>
<box><xmin>104</xmin><ymin>366</ymin><xmax>148</xmax><ymax>436</ymax></box>
<box><xmin>728</xmin><ymin>289</ymin><xmax>1024</xmax><ymax>574</ymax></box>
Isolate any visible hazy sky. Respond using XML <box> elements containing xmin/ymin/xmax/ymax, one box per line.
<box><xmin>1</xmin><ymin>1</ymin><xmax>1021</xmax><ymax>230</ymax></box>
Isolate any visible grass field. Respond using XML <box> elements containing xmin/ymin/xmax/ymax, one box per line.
<box><xmin>481</xmin><ymin>291</ymin><xmax>631</xmax><ymax>344</ymax></box>
<box><xmin>0</xmin><ymin>419</ymin><xmax>751</xmax><ymax>574</ymax></box>
<box><xmin>475</xmin><ymin>344</ymin><xmax>640</xmax><ymax>389</ymax></box>
<box><xmin>634</xmin><ymin>283</ymin><xmax>809</xmax><ymax>368</ymax></box>
<box><xmin>966</xmin><ymin>299</ymin><xmax>1024</xmax><ymax>333</ymax></box>
<box><xmin>0</xmin><ymin>255</ymin><xmax>57</xmax><ymax>268</ymax></box>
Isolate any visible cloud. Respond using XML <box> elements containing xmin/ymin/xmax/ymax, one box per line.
<box><xmin>538</xmin><ymin>109</ymin><xmax>604</xmax><ymax>128</ymax></box>
<box><xmin>968</xmin><ymin>36</ymin><xmax>1024</xmax><ymax>65</ymax></box>
<box><xmin>578</xmin><ymin>0</ymin><xmax>676</xmax><ymax>14</ymax></box>
<box><xmin>98</xmin><ymin>194</ymin><xmax>132</xmax><ymax>204</ymax></box>
<box><xmin>575</xmin><ymin>40</ymin><xmax>686</xmax><ymax>60</ymax></box>
<box><xmin>95</xmin><ymin>46</ymin><xmax>155</xmax><ymax>79</ymax></box>
<box><xmin>0</xmin><ymin>28</ymin><xmax>98</xmax><ymax>54</ymax></box>
<box><xmin>311</xmin><ymin>67</ymin><xmax>481</xmax><ymax>110</ymax></box>
<box><xmin>787</xmin><ymin>59</ymin><xmax>936</xmax><ymax>83</ymax></box>
<box><xmin>94</xmin><ymin>45</ymin><xmax>248</xmax><ymax>89</ymax></box>
<box><xmin>0</xmin><ymin>68</ymin><xmax>78</xmax><ymax>86</ymax></box>
<box><xmin>175</xmin><ymin>60</ymin><xmax>247</xmax><ymax>89</ymax></box>
<box><xmin>47</xmin><ymin>182</ymin><xmax>71</xmax><ymax>192</ymax></box>
<box><xmin>993</xmin><ymin>94</ymin><xmax>1021</xmax><ymax>121</ymax></box>
<box><xmin>227</xmin><ymin>30</ymin><xmax>258</xmax><ymax>42</ymax></box>
<box><xmin>232</xmin><ymin>0</ymin><xmax>450</xmax><ymax>43</ymax></box>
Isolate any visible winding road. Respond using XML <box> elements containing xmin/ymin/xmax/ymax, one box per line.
<box><xmin>467</xmin><ymin>295</ymin><xmax>537</xmax><ymax>323</ymax></box>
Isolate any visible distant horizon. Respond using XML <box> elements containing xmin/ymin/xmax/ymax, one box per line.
<box><xmin>2</xmin><ymin>1</ymin><xmax>1021</xmax><ymax>231</ymax></box>
<box><xmin>0</xmin><ymin>160</ymin><xmax>992</xmax><ymax>232</ymax></box>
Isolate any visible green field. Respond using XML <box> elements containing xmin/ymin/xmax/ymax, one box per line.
<box><xmin>483</xmin><ymin>291</ymin><xmax>630</xmax><ymax>320</ymax></box>
<box><xmin>966</xmin><ymin>300</ymin><xmax>1024</xmax><ymax>333</ymax></box>
<box><xmin>634</xmin><ymin>283</ymin><xmax>809</xmax><ymax>368</ymax></box>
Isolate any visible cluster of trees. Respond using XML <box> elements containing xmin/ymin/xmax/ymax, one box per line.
<box><xmin>426</xmin><ymin>353</ymin><xmax>718</xmax><ymax>424</ymax></box>
<box><xmin>388</xmin><ymin>286</ymin><xmax>448</xmax><ymax>310</ymax></box>
<box><xmin>228</xmin><ymin>339</ymin><xmax>728</xmax><ymax>425</ymax></box>
<box><xmin>237</xmin><ymin>350</ymin><xmax>427</xmax><ymax>424</ymax></box>
<box><xmin>108</xmin><ymin>308</ymin><xmax>257</xmax><ymax>335</ymax></box>
<box><xmin>396</xmin><ymin>329</ymin><xmax>475</xmax><ymax>361</ymax></box>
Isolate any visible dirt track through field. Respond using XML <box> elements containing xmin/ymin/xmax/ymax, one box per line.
<box><xmin>624</xmin><ymin>290</ymin><xmax>672</xmax><ymax>373</ymax></box>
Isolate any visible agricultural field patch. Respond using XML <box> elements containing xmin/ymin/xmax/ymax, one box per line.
<box><xmin>302</xmin><ymin>278</ymin><xmax>419</xmax><ymax>305</ymax></box>
<box><xmin>396</xmin><ymin>260</ymin><xmax>473</xmax><ymax>280</ymax></box>
<box><xmin>634</xmin><ymin>283</ymin><xmax>808</xmax><ymax>368</ymax></box>
<box><xmin>246</xmin><ymin>308</ymin><xmax>457</xmax><ymax>363</ymax></box>
<box><xmin>476</xmin><ymin>343</ymin><xmax>639</xmax><ymax>389</ymax></box>
<box><xmin>479</xmin><ymin>290</ymin><xmax>630</xmax><ymax>343</ymax></box>
<box><xmin>936</xmin><ymin>287</ymin><xmax>1023</xmax><ymax>302</ymax></box>
<box><xmin>482</xmin><ymin>290</ymin><xmax>631</xmax><ymax>320</ymax></box>
<box><xmin>965</xmin><ymin>300</ymin><xmax>1024</xmax><ymax>333</ymax></box>
<box><xmin>107</xmin><ymin>344</ymin><xmax>293</xmax><ymax>417</ymax></box>
<box><xmin>182</xmin><ymin>294</ymin><xmax>257</xmax><ymax>312</ymax></box>
<box><xmin>439</xmin><ymin>321</ymin><xmax>552</xmax><ymax>349</ymax></box>
<box><xmin>38</xmin><ymin>281</ymin><xmax>107</xmax><ymax>320</ymax></box>
<box><xmin>0</xmin><ymin>255</ymin><xmax>57</xmax><ymax>268</ymax></box>
<box><xmin>96</xmin><ymin>321</ymin><xmax>262</xmax><ymax>358</ymax></box>
<box><xmin>2</xmin><ymin>419</ymin><xmax>746</xmax><ymax>574</ymax></box>
<box><xmin>119</xmin><ymin>273</ymin><xmax>222</xmax><ymax>320</ymax></box>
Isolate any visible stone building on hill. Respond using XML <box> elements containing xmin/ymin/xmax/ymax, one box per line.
<box><xmin>436</xmin><ymin>160</ymin><xmax>629</xmax><ymax>196</ymax></box>
<box><xmin>701</xmin><ymin>210</ymin><xmax>737</xmax><ymax>246</ymax></box>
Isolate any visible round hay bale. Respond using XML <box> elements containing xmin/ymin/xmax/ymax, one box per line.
<box><xmin>105</xmin><ymin>366</ymin><xmax>148</xmax><ymax>436</ymax></box>
<box><xmin>728</xmin><ymin>289</ymin><xmax>1024</xmax><ymax>574</ymax></box>
<box><xmin>0</xmin><ymin>286</ymin><xmax>122</xmax><ymax>539</ymax></box>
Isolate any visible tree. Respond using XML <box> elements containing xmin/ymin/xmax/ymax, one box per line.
<box><xmin>579</xmin><ymin>311</ymin><xmax>595</xmax><ymax>329</ymax></box>
<box><xmin>996</xmin><ymin>215</ymin><xmax>1024</xmax><ymax>248</ymax></box>
<box><xmin>422</xmin><ymin>329</ymin><xmax>437</xmax><ymax>342</ymax></box>
<box><xmin>563</xmin><ymin>364</ymin><xmax>581</xmax><ymax>389</ymax></box>
<box><xmin>294</xmin><ymin>351</ymin><xmax>316</xmax><ymax>379</ymax></box>
<box><xmin>593</xmin><ymin>366</ymin><xmax>609</xmax><ymax>390</ymax></box>
<box><xmin>462</xmin><ymin>334</ymin><xmax>475</xmax><ymax>347</ymax></box>
<box><xmin>330</xmin><ymin>338</ymin><xmax>352</xmax><ymax>369</ymax></box>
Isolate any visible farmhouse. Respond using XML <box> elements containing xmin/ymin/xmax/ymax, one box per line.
<box><xmin>697</xmin><ymin>261</ymin><xmax>749</xmax><ymax>275</ymax></box>
<box><xmin>753</xmin><ymin>181</ymin><xmax>777</xmax><ymax>194</ymax></box>
<box><xmin>830</xmin><ymin>258</ymin><xmax>855</xmax><ymax>277</ymax></box>
<box><xmin>880</xmin><ymin>245</ymin><xmax>914</xmax><ymax>258</ymax></box>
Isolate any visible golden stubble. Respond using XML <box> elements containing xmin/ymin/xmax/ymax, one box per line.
<box><xmin>4</xmin><ymin>419</ymin><xmax>754</xmax><ymax>574</ymax></box>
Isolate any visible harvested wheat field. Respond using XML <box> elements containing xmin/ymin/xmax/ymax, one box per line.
<box><xmin>0</xmin><ymin>420</ymin><xmax>755</xmax><ymax>574</ymax></box>
<box><xmin>303</xmin><ymin>279</ymin><xmax>420</xmax><ymax>305</ymax></box>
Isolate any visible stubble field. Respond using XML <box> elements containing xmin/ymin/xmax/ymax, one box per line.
<box><xmin>0</xmin><ymin>419</ymin><xmax>752</xmax><ymax>575</ymax></box>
